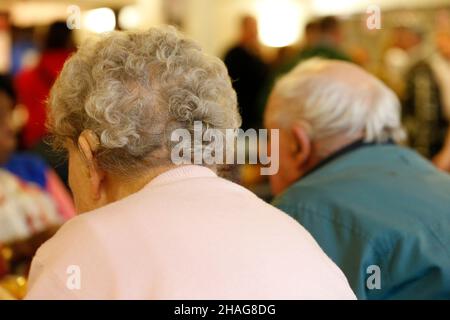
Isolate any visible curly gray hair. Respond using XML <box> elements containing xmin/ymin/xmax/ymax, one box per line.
<box><xmin>48</xmin><ymin>27</ymin><xmax>241</xmax><ymax>175</ymax></box>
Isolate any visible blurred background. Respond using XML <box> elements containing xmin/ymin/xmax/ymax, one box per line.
<box><xmin>1</xmin><ymin>0</ymin><xmax>450</xmax><ymax>299</ymax></box>
<box><xmin>0</xmin><ymin>1</ymin><xmax>448</xmax><ymax>65</ymax></box>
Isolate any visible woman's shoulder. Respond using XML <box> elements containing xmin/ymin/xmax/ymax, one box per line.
<box><xmin>33</xmin><ymin>214</ymin><xmax>102</xmax><ymax>265</ymax></box>
<box><xmin>34</xmin><ymin>196</ymin><xmax>131</xmax><ymax>261</ymax></box>
<box><xmin>27</xmin><ymin>213</ymin><xmax>117</xmax><ymax>299</ymax></box>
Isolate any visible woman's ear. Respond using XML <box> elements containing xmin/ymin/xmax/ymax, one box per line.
<box><xmin>78</xmin><ymin>130</ymin><xmax>105</xmax><ymax>201</ymax></box>
<box><xmin>291</xmin><ymin>124</ymin><xmax>311</xmax><ymax>168</ymax></box>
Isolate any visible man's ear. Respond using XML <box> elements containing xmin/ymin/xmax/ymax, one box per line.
<box><xmin>291</xmin><ymin>124</ymin><xmax>311</xmax><ymax>167</ymax></box>
<box><xmin>78</xmin><ymin>130</ymin><xmax>105</xmax><ymax>201</ymax></box>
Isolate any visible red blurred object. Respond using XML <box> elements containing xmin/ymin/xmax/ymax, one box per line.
<box><xmin>15</xmin><ymin>49</ymin><xmax>72</xmax><ymax>148</ymax></box>
<box><xmin>0</xmin><ymin>13</ymin><xmax>9</xmax><ymax>30</ymax></box>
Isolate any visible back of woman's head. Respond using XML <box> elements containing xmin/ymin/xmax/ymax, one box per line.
<box><xmin>48</xmin><ymin>27</ymin><xmax>241</xmax><ymax>176</ymax></box>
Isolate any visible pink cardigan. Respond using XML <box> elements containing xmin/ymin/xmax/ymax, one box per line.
<box><xmin>26</xmin><ymin>165</ymin><xmax>355</xmax><ymax>299</ymax></box>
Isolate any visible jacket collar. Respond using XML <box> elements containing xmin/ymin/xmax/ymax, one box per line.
<box><xmin>302</xmin><ymin>140</ymin><xmax>394</xmax><ymax>179</ymax></box>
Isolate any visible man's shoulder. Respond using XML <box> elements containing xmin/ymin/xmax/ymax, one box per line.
<box><xmin>273</xmin><ymin>146</ymin><xmax>449</xmax><ymax>219</ymax></box>
<box><xmin>272</xmin><ymin>145</ymin><xmax>450</xmax><ymax>252</ymax></box>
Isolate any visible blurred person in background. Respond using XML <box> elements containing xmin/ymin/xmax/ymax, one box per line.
<box><xmin>0</xmin><ymin>74</ymin><xmax>73</xmax><ymax>300</ymax></box>
<box><xmin>276</xmin><ymin>16</ymin><xmax>351</xmax><ymax>75</ymax></box>
<box><xmin>10</xmin><ymin>27</ymin><xmax>39</xmax><ymax>76</ymax></box>
<box><xmin>15</xmin><ymin>22</ymin><xmax>74</xmax><ymax>185</ymax></box>
<box><xmin>266</xmin><ymin>58</ymin><xmax>450</xmax><ymax>299</ymax></box>
<box><xmin>382</xmin><ymin>26</ymin><xmax>425</xmax><ymax>99</ymax></box>
<box><xmin>303</xmin><ymin>20</ymin><xmax>321</xmax><ymax>49</ymax></box>
<box><xmin>0</xmin><ymin>74</ymin><xmax>74</xmax><ymax>242</ymax></box>
<box><xmin>270</xmin><ymin>20</ymin><xmax>321</xmax><ymax>71</ymax></box>
<box><xmin>403</xmin><ymin>28</ymin><xmax>450</xmax><ymax>171</ymax></box>
<box><xmin>259</xmin><ymin>16</ymin><xmax>351</xmax><ymax>118</ymax></box>
<box><xmin>25</xmin><ymin>28</ymin><xmax>355</xmax><ymax>300</ymax></box>
<box><xmin>15</xmin><ymin>21</ymin><xmax>74</xmax><ymax>149</ymax></box>
<box><xmin>313</xmin><ymin>16</ymin><xmax>350</xmax><ymax>60</ymax></box>
<box><xmin>224</xmin><ymin>15</ymin><xmax>268</xmax><ymax>130</ymax></box>
<box><xmin>0</xmin><ymin>76</ymin><xmax>75</xmax><ymax>235</ymax></box>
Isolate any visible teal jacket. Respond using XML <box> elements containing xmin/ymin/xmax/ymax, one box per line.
<box><xmin>273</xmin><ymin>143</ymin><xmax>450</xmax><ymax>299</ymax></box>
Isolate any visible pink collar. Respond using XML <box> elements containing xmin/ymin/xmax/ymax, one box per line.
<box><xmin>145</xmin><ymin>165</ymin><xmax>217</xmax><ymax>188</ymax></box>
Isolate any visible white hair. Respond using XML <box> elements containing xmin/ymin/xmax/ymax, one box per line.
<box><xmin>48</xmin><ymin>27</ymin><xmax>240</xmax><ymax>175</ymax></box>
<box><xmin>267</xmin><ymin>58</ymin><xmax>406</xmax><ymax>148</ymax></box>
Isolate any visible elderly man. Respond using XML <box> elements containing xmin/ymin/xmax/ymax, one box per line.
<box><xmin>266</xmin><ymin>58</ymin><xmax>450</xmax><ymax>299</ymax></box>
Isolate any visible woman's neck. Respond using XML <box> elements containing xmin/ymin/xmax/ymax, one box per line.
<box><xmin>105</xmin><ymin>165</ymin><xmax>176</xmax><ymax>203</ymax></box>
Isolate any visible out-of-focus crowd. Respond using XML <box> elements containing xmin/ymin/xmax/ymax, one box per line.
<box><xmin>224</xmin><ymin>14</ymin><xmax>450</xmax><ymax>172</ymax></box>
<box><xmin>0</xmin><ymin>22</ymin><xmax>76</xmax><ymax>297</ymax></box>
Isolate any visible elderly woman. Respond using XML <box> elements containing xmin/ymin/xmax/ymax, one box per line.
<box><xmin>267</xmin><ymin>58</ymin><xmax>450</xmax><ymax>299</ymax></box>
<box><xmin>25</xmin><ymin>28</ymin><xmax>354</xmax><ymax>299</ymax></box>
